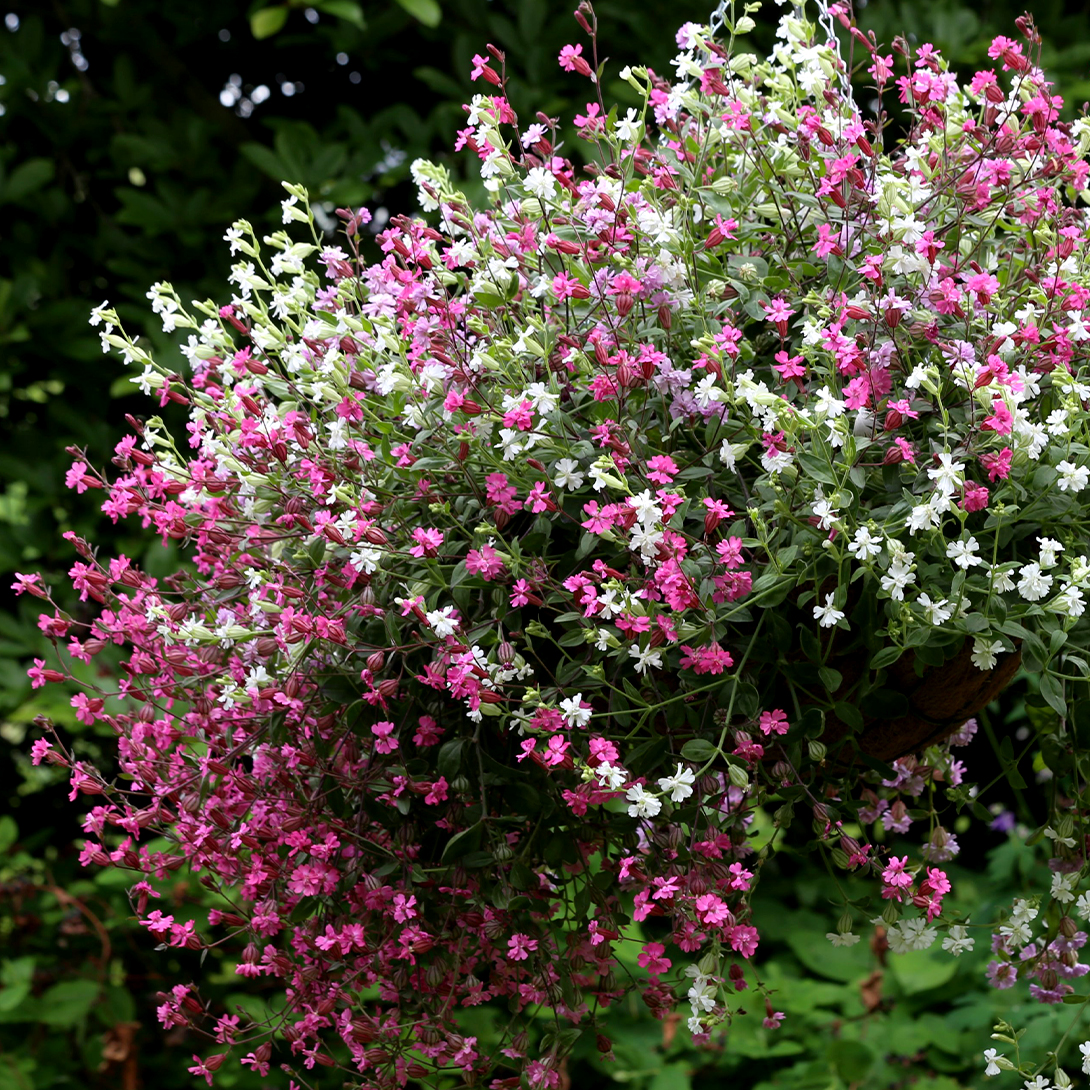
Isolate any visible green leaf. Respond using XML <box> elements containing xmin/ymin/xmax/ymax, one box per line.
<box><xmin>440</xmin><ymin>822</ymin><xmax>482</xmax><ymax>863</ymax></box>
<box><xmin>795</xmin><ymin>451</ymin><xmax>838</xmax><ymax>487</ymax></box>
<box><xmin>0</xmin><ymin>159</ymin><xmax>55</xmax><ymax>205</ymax></box>
<box><xmin>38</xmin><ymin>980</ymin><xmax>100</xmax><ymax>1026</ymax></box>
<box><xmin>786</xmin><ymin>929</ymin><xmax>872</xmax><ymax>982</ymax></box>
<box><xmin>438</xmin><ymin>739</ymin><xmax>465</xmax><ymax>779</ymax></box>
<box><xmin>828</xmin><ymin>1039</ymin><xmax>875</xmax><ymax>1083</ymax></box>
<box><xmin>818</xmin><ymin>665</ymin><xmax>842</xmax><ymax>693</ymax></box>
<box><xmin>648</xmin><ymin>1065</ymin><xmax>692</xmax><ymax>1090</ymax></box>
<box><xmin>1039</xmin><ymin>674</ymin><xmax>1067</xmax><ymax>717</ymax></box>
<box><xmin>395</xmin><ymin>0</ymin><xmax>442</xmax><ymax>27</ymax></box>
<box><xmin>460</xmin><ymin>851</ymin><xmax>494</xmax><ymax>868</ymax></box>
<box><xmin>680</xmin><ymin>738</ymin><xmax>718</xmax><ymax>763</ymax></box>
<box><xmin>316</xmin><ymin>0</ymin><xmax>366</xmax><ymax>27</ymax></box>
<box><xmin>0</xmin><ymin>816</ymin><xmax>16</xmax><ymax>855</ymax></box>
<box><xmin>888</xmin><ymin>947</ymin><xmax>958</xmax><ymax>994</ymax></box>
<box><xmin>833</xmin><ymin>701</ymin><xmax>864</xmax><ymax>731</ymax></box>
<box><xmin>250</xmin><ymin>6</ymin><xmax>289</xmax><ymax>39</ymax></box>
<box><xmin>870</xmin><ymin>645</ymin><xmax>903</xmax><ymax>670</ymax></box>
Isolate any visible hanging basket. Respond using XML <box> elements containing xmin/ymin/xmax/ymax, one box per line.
<box><xmin>819</xmin><ymin>640</ymin><xmax>1023</xmax><ymax>764</ymax></box>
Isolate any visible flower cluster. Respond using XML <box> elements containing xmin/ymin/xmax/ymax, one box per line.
<box><xmin>22</xmin><ymin>1</ymin><xmax>1090</xmax><ymax>1084</ymax></box>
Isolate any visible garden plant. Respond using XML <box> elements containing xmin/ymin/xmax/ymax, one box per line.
<box><xmin>19</xmin><ymin>0</ymin><xmax>1090</xmax><ymax>1085</ymax></box>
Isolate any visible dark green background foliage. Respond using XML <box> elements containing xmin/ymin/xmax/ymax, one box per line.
<box><xmin>0</xmin><ymin>0</ymin><xmax>1088</xmax><ymax>1086</ymax></box>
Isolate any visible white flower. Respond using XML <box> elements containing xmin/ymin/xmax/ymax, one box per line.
<box><xmin>812</xmin><ymin>496</ymin><xmax>840</xmax><ymax>530</ymax></box>
<box><xmin>971</xmin><ymin>637</ymin><xmax>1004</xmax><ymax>671</ymax></box>
<box><xmin>813</xmin><ymin>385</ymin><xmax>846</xmax><ymax>418</ymax></box>
<box><xmin>991</xmin><ymin>565</ymin><xmax>1016</xmax><ymax>593</ymax></box>
<box><xmin>657</xmin><ymin>763</ymin><xmax>696</xmax><ymax>803</ymax></box>
<box><xmin>826</xmin><ymin>931</ymin><xmax>861</xmax><ymax>947</ymax></box>
<box><xmin>1023</xmin><ymin>1076</ymin><xmax>1050</xmax><ymax>1090</ymax></box>
<box><xmin>999</xmin><ymin>917</ymin><xmax>1032</xmax><ymax>947</ymax></box>
<box><xmin>595</xmin><ymin>762</ymin><xmax>627</xmax><ymax>790</ymax></box>
<box><xmin>223</xmin><ymin>226</ymin><xmax>246</xmax><ymax>255</ymax></box>
<box><xmin>891</xmin><ymin>917</ymin><xmax>937</xmax><ymax>951</ymax></box>
<box><xmin>1011</xmin><ymin>898</ymin><xmax>1038</xmax><ymax>924</ymax></box>
<box><xmin>1080</xmin><ymin>1040</ymin><xmax>1090</xmax><ymax>1075</ymax></box>
<box><xmin>813</xmin><ymin>594</ymin><xmax>846</xmax><ymax>628</ymax></box>
<box><xmin>918</xmin><ymin>593</ymin><xmax>952</xmax><ymax>625</ymax></box>
<box><xmin>625</xmin><ymin>782</ymin><xmax>662</xmax><ymax>819</ymax></box>
<box><xmin>1044</xmin><ymin>825</ymin><xmax>1077</xmax><ymax>848</ymax></box>
<box><xmin>1057</xmin><ymin>583</ymin><xmax>1087</xmax><ymax>618</ymax></box>
<box><xmin>524</xmin><ymin>166</ymin><xmax>557</xmax><ymax>201</ymax></box>
<box><xmin>686</xmin><ymin>977</ymin><xmax>717</xmax><ymax>1013</ymax></box>
<box><xmin>880</xmin><ymin>559</ymin><xmax>916</xmax><ymax>601</ymax></box>
<box><xmin>1057</xmin><ymin>460</ymin><xmax>1089</xmax><ymax>492</ymax></box>
<box><xmin>559</xmin><ymin>693</ymin><xmax>592</xmax><ymax>729</ymax></box>
<box><xmin>1038</xmin><ymin>536</ymin><xmax>1064</xmax><ymax>569</ymax></box>
<box><xmin>906</xmin><ymin>500</ymin><xmax>941</xmax><ymax>534</ymax></box>
<box><xmin>942</xmin><ymin>924</ymin><xmax>975</xmax><ymax>955</ymax></box>
<box><xmin>761</xmin><ymin>447</ymin><xmax>794</xmax><ymax>473</ymax></box>
<box><xmin>926</xmin><ymin>451</ymin><xmax>965</xmax><ymax>496</ymax></box>
<box><xmin>1077</xmin><ymin>892</ymin><xmax>1090</xmax><ymax>923</ymax></box>
<box><xmin>847</xmin><ymin>526</ymin><xmax>883</xmax><ymax>560</ymax></box>
<box><xmin>614</xmin><ymin>108</ymin><xmax>643</xmax><ymax>142</ymax></box>
<box><xmin>1017</xmin><ymin>562</ymin><xmax>1054</xmax><ymax>602</ymax></box>
<box><xmin>1051</xmin><ymin>871</ymin><xmax>1077</xmax><ymax>904</ymax></box>
<box><xmin>553</xmin><ymin>455</ymin><xmax>588</xmax><ymax>490</ymax></box>
<box><xmin>629</xmin><ymin>644</ymin><xmax>663</xmax><ymax>675</ymax></box>
<box><xmin>983</xmin><ymin>1048</ymin><xmax>1001</xmax><ymax>1077</ymax></box>
<box><xmin>425</xmin><ymin>606</ymin><xmax>459</xmax><ymax>639</ymax></box>
<box><xmin>946</xmin><ymin>537</ymin><xmax>982</xmax><ymax>569</ymax></box>
<box><xmin>628</xmin><ymin>489</ymin><xmax>662</xmax><ymax>527</ymax></box>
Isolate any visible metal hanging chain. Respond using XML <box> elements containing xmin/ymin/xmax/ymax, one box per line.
<box><xmin>706</xmin><ymin>0</ymin><xmax>856</xmax><ymax>109</ymax></box>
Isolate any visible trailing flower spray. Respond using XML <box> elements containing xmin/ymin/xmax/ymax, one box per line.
<box><xmin>20</xmin><ymin>0</ymin><xmax>1090</xmax><ymax>1084</ymax></box>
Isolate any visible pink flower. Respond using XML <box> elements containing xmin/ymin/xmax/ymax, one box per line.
<box><xmin>980</xmin><ymin>447</ymin><xmax>1013</xmax><ymax>481</ymax></box>
<box><xmin>525</xmin><ymin>481</ymin><xmax>556</xmax><ymax>513</ymax></box>
<box><xmin>981</xmin><ymin>396</ymin><xmax>1013</xmax><ymax>435</ymax></box>
<box><xmin>637</xmin><ymin>942</ymin><xmax>672</xmax><ymax>975</ymax></box>
<box><xmin>728</xmin><ymin>925</ymin><xmax>759</xmax><ymax>958</ymax></box>
<box><xmin>881</xmin><ymin>855</ymin><xmax>914</xmax><ymax>888</ymax></box>
<box><xmin>695</xmin><ymin>893</ymin><xmax>731</xmax><ymax>926</ymax></box>
<box><xmin>372</xmin><ymin>721</ymin><xmax>398</xmax><ymax>754</ymax></box>
<box><xmin>510</xmin><ymin>579</ymin><xmax>541</xmax><ymax>607</ymax></box>
<box><xmin>812</xmin><ymin>222</ymin><xmax>841</xmax><ymax>258</ymax></box>
<box><xmin>188</xmin><ymin>1055</ymin><xmax>224</xmax><ymax>1087</ymax></box>
<box><xmin>962</xmin><ymin>483</ymin><xmax>989</xmax><ymax>512</ymax></box>
<box><xmin>392</xmin><ymin>893</ymin><xmax>418</xmax><ymax>922</ymax></box>
<box><xmin>141</xmin><ymin>909</ymin><xmax>174</xmax><ymax>935</ymax></box>
<box><xmin>758</xmin><ymin>709</ymin><xmax>789</xmax><ymax>736</ymax></box>
<box><xmin>558</xmin><ymin>43</ymin><xmax>591</xmax><ymax>77</ymax></box>
<box><xmin>30</xmin><ymin>738</ymin><xmax>53</xmax><ymax>765</ymax></box>
<box><xmin>465</xmin><ymin>543</ymin><xmax>506</xmax><ymax>580</ymax></box>
<box><xmin>508</xmin><ymin>933</ymin><xmax>538</xmax><ymax>961</ymax></box>
<box><xmin>409</xmin><ymin>527</ymin><xmax>444</xmax><ymax>558</ymax></box>
<box><xmin>503</xmin><ymin>399</ymin><xmax>534</xmax><ymax>431</ymax></box>
<box><xmin>728</xmin><ymin>862</ymin><xmax>753</xmax><ymax>890</ymax></box>
<box><xmin>645</xmin><ymin>454</ymin><xmax>678</xmax><ymax>485</ymax></box>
